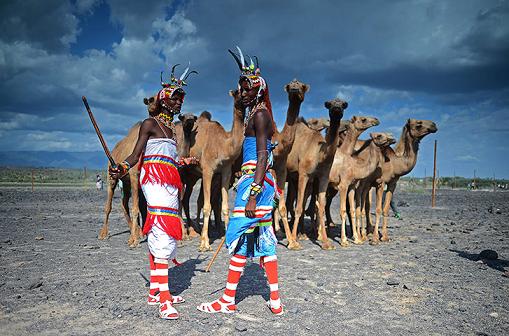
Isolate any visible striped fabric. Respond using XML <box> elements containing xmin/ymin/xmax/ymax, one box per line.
<box><xmin>147</xmin><ymin>205</ymin><xmax>179</xmax><ymax>217</ymax></box>
<box><xmin>225</xmin><ymin>137</ymin><xmax>278</xmax><ymax>257</ymax></box>
<box><xmin>143</xmin><ymin>154</ymin><xmax>179</xmax><ymax>169</ymax></box>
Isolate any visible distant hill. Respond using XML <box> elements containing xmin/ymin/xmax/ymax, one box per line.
<box><xmin>0</xmin><ymin>151</ymin><xmax>107</xmax><ymax>169</ymax></box>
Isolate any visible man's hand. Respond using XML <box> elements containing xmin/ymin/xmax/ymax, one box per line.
<box><xmin>245</xmin><ymin>196</ymin><xmax>257</xmax><ymax>218</ymax></box>
<box><xmin>180</xmin><ymin>156</ymin><xmax>199</xmax><ymax>166</ymax></box>
<box><xmin>109</xmin><ymin>164</ymin><xmax>127</xmax><ymax>180</ymax></box>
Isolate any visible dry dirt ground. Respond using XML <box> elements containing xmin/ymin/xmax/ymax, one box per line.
<box><xmin>0</xmin><ymin>186</ymin><xmax>508</xmax><ymax>335</ymax></box>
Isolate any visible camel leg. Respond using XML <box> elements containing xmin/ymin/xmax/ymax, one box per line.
<box><xmin>278</xmin><ymin>188</ymin><xmax>301</xmax><ymax>250</ymax></box>
<box><xmin>371</xmin><ymin>184</ymin><xmax>384</xmax><ymax>245</ymax></box>
<box><xmin>183</xmin><ymin>174</ymin><xmax>199</xmax><ymax>238</ymax></box>
<box><xmin>381</xmin><ymin>183</ymin><xmax>395</xmax><ymax>242</ymax></box>
<box><xmin>339</xmin><ymin>185</ymin><xmax>349</xmax><ymax>247</ymax></box>
<box><xmin>317</xmin><ymin>177</ymin><xmax>334</xmax><ymax>250</ymax></box>
<box><xmin>291</xmin><ymin>174</ymin><xmax>309</xmax><ymax>244</ymax></box>
<box><xmin>127</xmin><ymin>173</ymin><xmax>141</xmax><ymax>247</ymax></box>
<box><xmin>138</xmin><ymin>186</ymin><xmax>147</xmax><ymax>235</ymax></box>
<box><xmin>349</xmin><ymin>188</ymin><xmax>362</xmax><ymax>244</ymax></box>
<box><xmin>360</xmin><ymin>186</ymin><xmax>370</xmax><ymax>241</ymax></box>
<box><xmin>220</xmin><ymin>168</ymin><xmax>231</xmax><ymax>233</ymax></box>
<box><xmin>199</xmin><ymin>170</ymin><xmax>213</xmax><ymax>252</ymax></box>
<box><xmin>298</xmin><ymin>183</ymin><xmax>312</xmax><ymax>241</ymax></box>
<box><xmin>325</xmin><ymin>187</ymin><xmax>337</xmax><ymax>227</ymax></box>
<box><xmin>120</xmin><ymin>178</ymin><xmax>136</xmax><ymax>247</ymax></box>
<box><xmin>272</xmin><ymin>168</ymin><xmax>283</xmax><ymax>233</ymax></box>
<box><xmin>354</xmin><ymin>187</ymin><xmax>365</xmax><ymax>244</ymax></box>
<box><xmin>99</xmin><ymin>177</ymin><xmax>117</xmax><ymax>240</ymax></box>
<box><xmin>366</xmin><ymin>187</ymin><xmax>374</xmax><ymax>234</ymax></box>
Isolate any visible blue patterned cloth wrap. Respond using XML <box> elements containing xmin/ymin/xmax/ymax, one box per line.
<box><xmin>225</xmin><ymin>137</ymin><xmax>278</xmax><ymax>257</ymax></box>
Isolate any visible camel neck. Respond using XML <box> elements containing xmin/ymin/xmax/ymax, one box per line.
<box><xmin>285</xmin><ymin>99</ymin><xmax>301</xmax><ymax>126</ymax></box>
<box><xmin>340</xmin><ymin>124</ymin><xmax>363</xmax><ymax>155</ymax></box>
<box><xmin>394</xmin><ymin>126</ymin><xmax>418</xmax><ymax>175</ymax></box>
<box><xmin>228</xmin><ymin>103</ymin><xmax>245</xmax><ymax>154</ymax></box>
<box><xmin>323</xmin><ymin>116</ymin><xmax>341</xmax><ymax>158</ymax></box>
<box><xmin>179</xmin><ymin>128</ymin><xmax>193</xmax><ymax>157</ymax></box>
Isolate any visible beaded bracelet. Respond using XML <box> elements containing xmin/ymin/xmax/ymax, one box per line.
<box><xmin>249</xmin><ymin>182</ymin><xmax>262</xmax><ymax>197</ymax></box>
<box><xmin>118</xmin><ymin>161</ymin><xmax>130</xmax><ymax>177</ymax></box>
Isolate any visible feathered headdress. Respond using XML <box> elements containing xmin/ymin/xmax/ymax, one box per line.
<box><xmin>157</xmin><ymin>63</ymin><xmax>198</xmax><ymax>103</ymax></box>
<box><xmin>228</xmin><ymin>46</ymin><xmax>276</xmax><ymax>132</ymax></box>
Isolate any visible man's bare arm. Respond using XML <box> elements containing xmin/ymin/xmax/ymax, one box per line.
<box><xmin>253</xmin><ymin>109</ymin><xmax>271</xmax><ymax>185</ymax></box>
<box><xmin>123</xmin><ymin>119</ymin><xmax>154</xmax><ymax>167</ymax></box>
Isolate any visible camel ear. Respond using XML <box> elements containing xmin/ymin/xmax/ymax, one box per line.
<box><xmin>351</xmin><ymin>116</ymin><xmax>357</xmax><ymax>122</ymax></box>
<box><xmin>193</xmin><ymin>115</ymin><xmax>197</xmax><ymax>121</ymax></box>
<box><xmin>178</xmin><ymin>114</ymin><xmax>184</xmax><ymax>121</ymax></box>
<box><xmin>143</xmin><ymin>97</ymin><xmax>149</xmax><ymax>105</ymax></box>
<box><xmin>303</xmin><ymin>84</ymin><xmax>310</xmax><ymax>93</ymax></box>
<box><xmin>324</xmin><ymin>101</ymin><xmax>332</xmax><ymax>109</ymax></box>
<box><xmin>229</xmin><ymin>90</ymin><xmax>235</xmax><ymax>97</ymax></box>
<box><xmin>284</xmin><ymin>84</ymin><xmax>290</xmax><ymax>92</ymax></box>
<box><xmin>342</xmin><ymin>101</ymin><xmax>348</xmax><ymax>109</ymax></box>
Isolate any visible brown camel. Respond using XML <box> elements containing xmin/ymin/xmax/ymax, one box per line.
<box><xmin>271</xmin><ymin>79</ymin><xmax>310</xmax><ymax>249</ymax></box>
<box><xmin>98</xmin><ymin>107</ymin><xmax>198</xmax><ymax>246</ymax></box>
<box><xmin>364</xmin><ymin>119</ymin><xmax>437</xmax><ymax>243</ymax></box>
<box><xmin>283</xmin><ymin>98</ymin><xmax>348</xmax><ymax>250</ymax></box>
<box><xmin>184</xmin><ymin>90</ymin><xmax>245</xmax><ymax>251</ymax></box>
<box><xmin>351</xmin><ymin>132</ymin><xmax>396</xmax><ymax>244</ymax></box>
<box><xmin>98</xmin><ymin>122</ymin><xmax>143</xmax><ymax>247</ymax></box>
<box><xmin>327</xmin><ymin>115</ymin><xmax>380</xmax><ymax>247</ymax></box>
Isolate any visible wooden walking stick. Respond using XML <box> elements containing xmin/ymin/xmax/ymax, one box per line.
<box><xmin>205</xmin><ymin>237</ymin><xmax>225</xmax><ymax>272</ymax></box>
<box><xmin>82</xmin><ymin>96</ymin><xmax>117</xmax><ymax>167</ymax></box>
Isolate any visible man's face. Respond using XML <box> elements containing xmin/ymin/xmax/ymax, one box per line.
<box><xmin>240</xmin><ymin>79</ymin><xmax>258</xmax><ymax>107</ymax></box>
<box><xmin>162</xmin><ymin>92</ymin><xmax>184</xmax><ymax>113</ymax></box>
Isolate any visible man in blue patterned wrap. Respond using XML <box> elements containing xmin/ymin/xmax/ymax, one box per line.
<box><xmin>197</xmin><ymin>47</ymin><xmax>283</xmax><ymax>315</ymax></box>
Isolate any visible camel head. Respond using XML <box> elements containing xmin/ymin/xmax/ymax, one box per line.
<box><xmin>370</xmin><ymin>132</ymin><xmax>396</xmax><ymax>147</ymax></box>
<box><xmin>229</xmin><ymin>89</ymin><xmax>244</xmax><ymax>112</ymax></box>
<box><xmin>324</xmin><ymin>98</ymin><xmax>348</xmax><ymax>121</ymax></box>
<box><xmin>178</xmin><ymin>113</ymin><xmax>198</xmax><ymax>133</ymax></box>
<box><xmin>143</xmin><ymin>95</ymin><xmax>159</xmax><ymax>114</ymax></box>
<box><xmin>350</xmin><ymin>115</ymin><xmax>380</xmax><ymax>131</ymax></box>
<box><xmin>406</xmin><ymin>119</ymin><xmax>438</xmax><ymax>139</ymax></box>
<box><xmin>306</xmin><ymin>118</ymin><xmax>329</xmax><ymax>131</ymax></box>
<box><xmin>285</xmin><ymin>79</ymin><xmax>310</xmax><ymax>102</ymax></box>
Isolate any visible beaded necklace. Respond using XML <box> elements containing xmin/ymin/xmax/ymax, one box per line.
<box><xmin>244</xmin><ymin>101</ymin><xmax>265</xmax><ymax>129</ymax></box>
<box><xmin>153</xmin><ymin>112</ymin><xmax>176</xmax><ymax>141</ymax></box>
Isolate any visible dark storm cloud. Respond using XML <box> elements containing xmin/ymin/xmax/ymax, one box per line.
<box><xmin>0</xmin><ymin>0</ymin><xmax>508</xmax><ymax>177</ymax></box>
<box><xmin>0</xmin><ymin>0</ymin><xmax>78</xmax><ymax>52</ymax></box>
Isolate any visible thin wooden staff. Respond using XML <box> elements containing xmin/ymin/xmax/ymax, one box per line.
<box><xmin>82</xmin><ymin>96</ymin><xmax>116</xmax><ymax>167</ymax></box>
<box><xmin>205</xmin><ymin>237</ymin><xmax>225</xmax><ymax>272</ymax></box>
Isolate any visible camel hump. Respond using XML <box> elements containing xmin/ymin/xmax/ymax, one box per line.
<box><xmin>199</xmin><ymin>111</ymin><xmax>212</xmax><ymax>120</ymax></box>
<box><xmin>297</xmin><ymin>116</ymin><xmax>307</xmax><ymax>125</ymax></box>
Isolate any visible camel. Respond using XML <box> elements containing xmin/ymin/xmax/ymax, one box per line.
<box><xmin>283</xmin><ymin>98</ymin><xmax>348</xmax><ymax>250</ymax></box>
<box><xmin>181</xmin><ymin>112</ymin><xmax>226</xmax><ymax>235</ymax></box>
<box><xmin>98</xmin><ymin>122</ymin><xmax>143</xmax><ymax>248</ymax></box>
<box><xmin>271</xmin><ymin>79</ymin><xmax>310</xmax><ymax>249</ymax></box>
<box><xmin>183</xmin><ymin>90</ymin><xmax>245</xmax><ymax>251</ymax></box>
<box><xmin>363</xmin><ymin>119</ymin><xmax>437</xmax><ymax>243</ymax></box>
<box><xmin>98</xmin><ymin>107</ymin><xmax>198</xmax><ymax>246</ymax></box>
<box><xmin>327</xmin><ymin>115</ymin><xmax>380</xmax><ymax>247</ymax></box>
<box><xmin>350</xmin><ymin>132</ymin><xmax>397</xmax><ymax>244</ymax></box>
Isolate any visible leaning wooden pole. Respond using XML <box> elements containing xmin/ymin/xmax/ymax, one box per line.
<box><xmin>431</xmin><ymin>140</ymin><xmax>437</xmax><ymax>207</ymax></box>
<box><xmin>205</xmin><ymin>237</ymin><xmax>225</xmax><ymax>272</ymax></box>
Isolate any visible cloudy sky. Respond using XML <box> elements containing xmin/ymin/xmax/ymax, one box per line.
<box><xmin>1</xmin><ymin>0</ymin><xmax>508</xmax><ymax>177</ymax></box>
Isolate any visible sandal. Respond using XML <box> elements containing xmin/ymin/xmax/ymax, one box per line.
<box><xmin>148</xmin><ymin>294</ymin><xmax>185</xmax><ymax>306</ymax></box>
<box><xmin>267</xmin><ymin>299</ymin><xmax>284</xmax><ymax>316</ymax></box>
<box><xmin>159</xmin><ymin>301</ymin><xmax>179</xmax><ymax>320</ymax></box>
<box><xmin>197</xmin><ymin>299</ymin><xmax>236</xmax><ymax>314</ymax></box>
